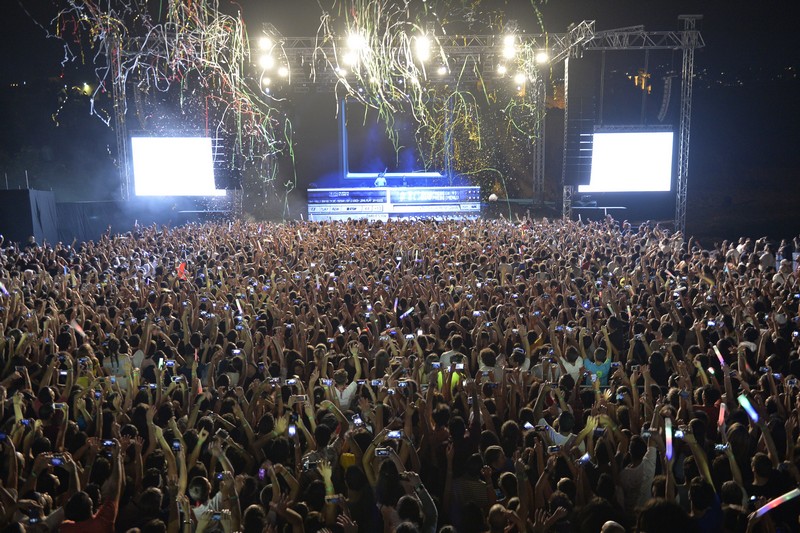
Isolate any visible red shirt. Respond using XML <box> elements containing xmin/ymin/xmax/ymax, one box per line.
<box><xmin>59</xmin><ymin>499</ymin><xmax>118</xmax><ymax>533</ymax></box>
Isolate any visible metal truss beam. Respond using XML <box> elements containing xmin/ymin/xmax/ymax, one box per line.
<box><xmin>582</xmin><ymin>25</ymin><xmax>705</xmax><ymax>51</ymax></box>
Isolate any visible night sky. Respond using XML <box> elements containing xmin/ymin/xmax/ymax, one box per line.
<box><xmin>1</xmin><ymin>0</ymin><xmax>798</xmax><ymax>240</ymax></box>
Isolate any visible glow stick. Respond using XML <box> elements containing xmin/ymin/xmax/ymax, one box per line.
<box><xmin>236</xmin><ymin>299</ymin><xmax>243</xmax><ymax>316</ymax></box>
<box><xmin>69</xmin><ymin>319</ymin><xmax>85</xmax><ymax>337</ymax></box>
<box><xmin>737</xmin><ymin>394</ymin><xmax>759</xmax><ymax>423</ymax></box>
<box><xmin>297</xmin><ymin>230</ymin><xmax>302</xmax><ymax>242</ymax></box>
<box><xmin>0</xmin><ymin>282</ymin><xmax>8</xmax><ymax>297</ymax></box>
<box><xmin>755</xmin><ymin>488</ymin><xmax>800</xmax><ymax>517</ymax></box>
<box><xmin>713</xmin><ymin>345</ymin><xmax>726</xmax><ymax>367</ymax></box>
<box><xmin>665</xmin><ymin>418</ymin><xmax>673</xmax><ymax>461</ymax></box>
<box><xmin>400</xmin><ymin>306</ymin><xmax>415</xmax><ymax>320</ymax></box>
<box><xmin>718</xmin><ymin>403</ymin><xmax>726</xmax><ymax>428</ymax></box>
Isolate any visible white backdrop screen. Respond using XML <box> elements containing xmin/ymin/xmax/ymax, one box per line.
<box><xmin>578</xmin><ymin>131</ymin><xmax>674</xmax><ymax>192</ymax></box>
<box><xmin>131</xmin><ymin>137</ymin><xmax>225</xmax><ymax>196</ymax></box>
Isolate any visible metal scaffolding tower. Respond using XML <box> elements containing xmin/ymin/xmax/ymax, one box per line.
<box><xmin>531</xmin><ymin>75</ymin><xmax>546</xmax><ymax>204</ymax></box>
<box><xmin>109</xmin><ymin>38</ymin><xmax>131</xmax><ymax>200</ymax></box>
<box><xmin>674</xmin><ymin>15</ymin><xmax>702</xmax><ymax>235</ymax></box>
<box><xmin>560</xmin><ymin>16</ymin><xmax>704</xmax><ymax>229</ymax></box>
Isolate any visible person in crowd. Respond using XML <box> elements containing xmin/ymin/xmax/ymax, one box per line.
<box><xmin>0</xmin><ymin>216</ymin><xmax>798</xmax><ymax>533</ymax></box>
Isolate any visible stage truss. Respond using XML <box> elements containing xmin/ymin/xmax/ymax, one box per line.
<box><xmin>108</xmin><ymin>18</ymin><xmax>702</xmax><ymax>230</ymax></box>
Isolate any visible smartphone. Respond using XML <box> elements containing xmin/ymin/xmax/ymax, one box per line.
<box><xmin>431</xmin><ymin>362</ymin><xmax>441</xmax><ymax>369</ymax></box>
<box><xmin>216</xmin><ymin>472</ymin><xmax>224</xmax><ymax>480</ymax></box>
<box><xmin>288</xmin><ymin>424</ymin><xmax>297</xmax><ymax>437</ymax></box>
<box><xmin>455</xmin><ymin>363</ymin><xmax>465</xmax><ymax>370</ymax></box>
<box><xmin>356</xmin><ymin>379</ymin><xmax>366</xmax><ymax>385</ymax></box>
<box><xmin>212</xmin><ymin>513</ymin><xmax>222</xmax><ymax>521</ymax></box>
<box><xmin>641</xmin><ymin>430</ymin><xmax>652</xmax><ymax>439</ymax></box>
<box><xmin>50</xmin><ymin>456</ymin><xmax>64</xmax><ymax>466</ymax></box>
<box><xmin>321</xmin><ymin>378</ymin><xmax>333</xmax><ymax>386</ymax></box>
<box><xmin>293</xmin><ymin>395</ymin><xmax>308</xmax><ymax>403</ymax></box>
<box><xmin>387</xmin><ymin>430</ymin><xmax>402</xmax><ymax>439</ymax></box>
<box><xmin>103</xmin><ymin>439</ymin><xmax>115</xmax><ymax>448</ymax></box>
<box><xmin>547</xmin><ymin>445</ymin><xmax>560</xmax><ymax>454</ymax></box>
<box><xmin>523</xmin><ymin>421</ymin><xmax>534</xmax><ymax>430</ymax></box>
<box><xmin>707</xmin><ymin>320</ymin><xmax>716</xmax><ymax>327</ymax></box>
<box><xmin>577</xmin><ymin>452</ymin><xmax>591</xmax><ymax>465</ymax></box>
<box><xmin>375</xmin><ymin>448</ymin><xmax>390</xmax><ymax>457</ymax></box>
<box><xmin>610</xmin><ymin>362</ymin><xmax>621</xmax><ymax>369</ymax></box>
<box><xmin>714</xmin><ymin>443</ymin><xmax>729</xmax><ymax>452</ymax></box>
<box><xmin>352</xmin><ymin>415</ymin><xmax>364</xmax><ymax>427</ymax></box>
<box><xmin>674</xmin><ymin>430</ymin><xmax>685</xmax><ymax>439</ymax></box>
<box><xmin>590</xmin><ymin>374</ymin><xmax>597</xmax><ymax>383</ymax></box>
<box><xmin>53</xmin><ymin>403</ymin><xmax>66</xmax><ymax>409</ymax></box>
<box><xmin>324</xmin><ymin>494</ymin><xmax>341</xmax><ymax>504</ymax></box>
<box><xmin>371</xmin><ymin>379</ymin><xmax>384</xmax><ymax>387</ymax></box>
<box><xmin>397</xmin><ymin>381</ymin><xmax>408</xmax><ymax>388</ymax></box>
<box><xmin>58</xmin><ymin>370</ymin><xmax>68</xmax><ymax>384</ymax></box>
<box><xmin>172</xmin><ymin>439</ymin><xmax>181</xmax><ymax>451</ymax></box>
<box><xmin>171</xmin><ymin>375</ymin><xmax>184</xmax><ymax>383</ymax></box>
<box><xmin>285</xmin><ymin>379</ymin><xmax>297</xmax><ymax>385</ymax></box>
<box><xmin>405</xmin><ymin>334</ymin><xmax>415</xmax><ymax>340</ymax></box>
<box><xmin>258</xmin><ymin>468</ymin><xmax>267</xmax><ymax>480</ymax></box>
<box><xmin>165</xmin><ymin>359</ymin><xmax>176</xmax><ymax>367</ymax></box>
<box><xmin>94</xmin><ymin>390</ymin><xmax>102</xmax><ymax>399</ymax></box>
<box><xmin>110</xmin><ymin>376</ymin><xmax>116</xmax><ymax>384</ymax></box>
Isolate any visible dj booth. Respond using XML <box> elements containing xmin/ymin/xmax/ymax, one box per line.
<box><xmin>307</xmin><ymin>186</ymin><xmax>481</xmax><ymax>221</ymax></box>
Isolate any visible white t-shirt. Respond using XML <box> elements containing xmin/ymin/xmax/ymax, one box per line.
<box><xmin>333</xmin><ymin>381</ymin><xmax>358</xmax><ymax>409</ymax></box>
<box><xmin>561</xmin><ymin>357</ymin><xmax>584</xmax><ymax>383</ymax></box>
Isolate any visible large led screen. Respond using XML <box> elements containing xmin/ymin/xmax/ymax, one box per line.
<box><xmin>578</xmin><ymin>131</ymin><xmax>674</xmax><ymax>193</ymax></box>
<box><xmin>131</xmin><ymin>137</ymin><xmax>226</xmax><ymax>196</ymax></box>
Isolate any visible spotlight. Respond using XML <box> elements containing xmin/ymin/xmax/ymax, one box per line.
<box><xmin>415</xmin><ymin>35</ymin><xmax>431</xmax><ymax>62</ymax></box>
<box><xmin>277</xmin><ymin>66</ymin><xmax>289</xmax><ymax>78</ymax></box>
<box><xmin>437</xmin><ymin>65</ymin><xmax>448</xmax><ymax>76</ymax></box>
<box><xmin>535</xmin><ymin>51</ymin><xmax>550</xmax><ymax>64</ymax></box>
<box><xmin>347</xmin><ymin>32</ymin><xmax>367</xmax><ymax>51</ymax></box>
<box><xmin>258</xmin><ymin>54</ymin><xmax>275</xmax><ymax>70</ymax></box>
<box><xmin>261</xmin><ymin>77</ymin><xmax>272</xmax><ymax>87</ymax></box>
<box><xmin>514</xmin><ymin>72</ymin><xmax>526</xmax><ymax>85</ymax></box>
<box><xmin>497</xmin><ymin>64</ymin><xmax>507</xmax><ymax>76</ymax></box>
<box><xmin>502</xmin><ymin>35</ymin><xmax>516</xmax><ymax>59</ymax></box>
<box><xmin>336</xmin><ymin>67</ymin><xmax>348</xmax><ymax>77</ymax></box>
<box><xmin>342</xmin><ymin>51</ymin><xmax>358</xmax><ymax>66</ymax></box>
<box><xmin>258</xmin><ymin>37</ymin><xmax>272</xmax><ymax>51</ymax></box>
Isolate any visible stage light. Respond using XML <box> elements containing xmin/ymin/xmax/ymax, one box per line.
<box><xmin>336</xmin><ymin>67</ymin><xmax>348</xmax><ymax>77</ymax></box>
<box><xmin>437</xmin><ymin>65</ymin><xmax>448</xmax><ymax>76</ymax></box>
<box><xmin>258</xmin><ymin>37</ymin><xmax>272</xmax><ymax>51</ymax></box>
<box><xmin>536</xmin><ymin>51</ymin><xmax>550</xmax><ymax>64</ymax></box>
<box><xmin>258</xmin><ymin>54</ymin><xmax>275</xmax><ymax>70</ymax></box>
<box><xmin>415</xmin><ymin>35</ymin><xmax>431</xmax><ymax>62</ymax></box>
<box><xmin>502</xmin><ymin>35</ymin><xmax>516</xmax><ymax>59</ymax></box>
<box><xmin>514</xmin><ymin>72</ymin><xmax>526</xmax><ymax>85</ymax></box>
<box><xmin>347</xmin><ymin>32</ymin><xmax>367</xmax><ymax>51</ymax></box>
<box><xmin>342</xmin><ymin>51</ymin><xmax>357</xmax><ymax>66</ymax></box>
<box><xmin>277</xmin><ymin>66</ymin><xmax>289</xmax><ymax>78</ymax></box>
<box><xmin>261</xmin><ymin>77</ymin><xmax>272</xmax><ymax>87</ymax></box>
<box><xmin>497</xmin><ymin>64</ymin><xmax>507</xmax><ymax>76</ymax></box>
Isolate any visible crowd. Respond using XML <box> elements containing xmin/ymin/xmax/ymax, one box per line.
<box><xmin>0</xmin><ymin>217</ymin><xmax>799</xmax><ymax>533</ymax></box>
